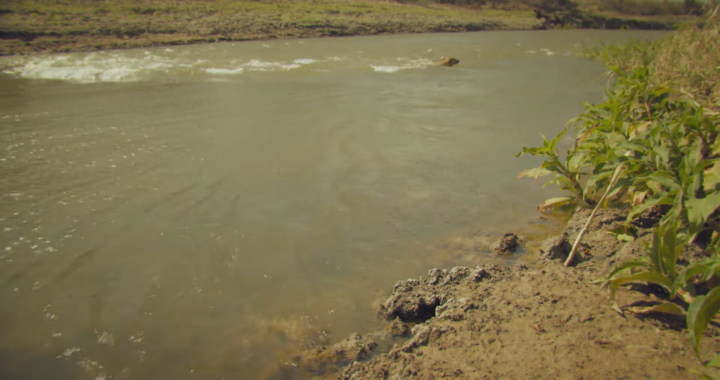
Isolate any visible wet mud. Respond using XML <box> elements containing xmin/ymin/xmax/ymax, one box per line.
<box><xmin>292</xmin><ymin>207</ymin><xmax>720</xmax><ymax>379</ymax></box>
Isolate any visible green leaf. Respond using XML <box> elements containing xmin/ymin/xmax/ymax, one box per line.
<box><xmin>585</xmin><ymin>171</ymin><xmax>613</xmax><ymax>192</ymax></box>
<box><xmin>706</xmin><ymin>354</ymin><xmax>720</xmax><ymax>369</ymax></box>
<box><xmin>687</xmin><ymin>192</ymin><xmax>720</xmax><ymax>230</ymax></box>
<box><xmin>700</xmin><ymin>259</ymin><xmax>720</xmax><ymax>283</ymax></box>
<box><xmin>647</xmin><ymin>225</ymin><xmax>663</xmax><ymax>273</ymax></box>
<box><xmin>537</xmin><ymin>196</ymin><xmax>576</xmax><ymax>213</ymax></box>
<box><xmin>687</xmin><ymin>287</ymin><xmax>720</xmax><ymax>359</ymax></box>
<box><xmin>516</xmin><ymin>167</ymin><xmax>554</xmax><ymax>181</ymax></box>
<box><xmin>648</xmin><ymin>171</ymin><xmax>681</xmax><ymax>191</ymax></box>
<box><xmin>627</xmin><ymin>192</ymin><xmax>675</xmax><ymax>222</ymax></box>
<box><xmin>567</xmin><ymin>154</ymin><xmax>586</xmax><ymax>173</ymax></box>
<box><xmin>687</xmin><ymin>139</ymin><xmax>705</xmax><ymax>173</ymax></box>
<box><xmin>624</xmin><ymin>302</ymin><xmax>686</xmax><ymax>316</ymax></box>
<box><xmin>673</xmin><ymin>257</ymin><xmax>720</xmax><ymax>297</ymax></box>
<box><xmin>690</xmin><ymin>369</ymin><xmax>719</xmax><ymax>380</ymax></box>
<box><xmin>660</xmin><ymin>222</ymin><xmax>683</xmax><ymax>279</ymax></box>
<box><xmin>609</xmin><ymin>271</ymin><xmax>674</xmax><ymax>311</ymax></box>
<box><xmin>704</xmin><ymin>163</ymin><xmax>720</xmax><ymax>193</ymax></box>
<box><xmin>616</xmin><ymin>234</ymin><xmax>635</xmax><ymax>242</ymax></box>
<box><xmin>600</xmin><ymin>257</ymin><xmax>651</xmax><ymax>288</ymax></box>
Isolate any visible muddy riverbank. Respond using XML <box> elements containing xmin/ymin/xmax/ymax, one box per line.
<box><xmin>288</xmin><ymin>207</ymin><xmax>720</xmax><ymax>379</ymax></box>
<box><xmin>0</xmin><ymin>0</ymin><xmax>693</xmax><ymax>56</ymax></box>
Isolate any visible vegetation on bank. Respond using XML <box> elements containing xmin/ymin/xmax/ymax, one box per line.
<box><xmin>0</xmin><ymin>0</ymin><xmax>703</xmax><ymax>55</ymax></box>
<box><xmin>0</xmin><ymin>0</ymin><xmax>536</xmax><ymax>55</ymax></box>
<box><xmin>518</xmin><ymin>7</ymin><xmax>720</xmax><ymax>375</ymax></box>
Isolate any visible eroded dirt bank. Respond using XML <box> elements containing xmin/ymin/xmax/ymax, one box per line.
<box><xmin>291</xmin><ymin>208</ymin><xmax>720</xmax><ymax>379</ymax></box>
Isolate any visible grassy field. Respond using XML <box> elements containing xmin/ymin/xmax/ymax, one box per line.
<box><xmin>0</xmin><ymin>0</ymin><xmax>701</xmax><ymax>55</ymax></box>
<box><xmin>0</xmin><ymin>0</ymin><xmax>538</xmax><ymax>55</ymax></box>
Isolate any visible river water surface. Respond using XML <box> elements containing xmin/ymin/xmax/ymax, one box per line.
<box><xmin>0</xmin><ymin>30</ymin><xmax>662</xmax><ymax>380</ymax></box>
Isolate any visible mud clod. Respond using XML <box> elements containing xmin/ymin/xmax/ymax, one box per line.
<box><xmin>380</xmin><ymin>284</ymin><xmax>442</xmax><ymax>323</ymax></box>
<box><xmin>492</xmin><ymin>232</ymin><xmax>520</xmax><ymax>253</ymax></box>
<box><xmin>388</xmin><ymin>318</ymin><xmax>410</xmax><ymax>337</ymax></box>
<box><xmin>539</xmin><ymin>234</ymin><xmax>571</xmax><ymax>261</ymax></box>
<box><xmin>471</xmin><ymin>266</ymin><xmax>490</xmax><ymax>282</ymax></box>
<box><xmin>379</xmin><ymin>266</ymin><xmax>491</xmax><ymax>323</ymax></box>
<box><xmin>298</xmin><ymin>333</ymin><xmax>377</xmax><ymax>374</ymax></box>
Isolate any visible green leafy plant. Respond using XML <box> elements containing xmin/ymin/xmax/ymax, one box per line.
<box><xmin>604</xmin><ymin>221</ymin><xmax>720</xmax><ymax>372</ymax></box>
<box><xmin>516</xmin><ymin>125</ymin><xmax>589</xmax><ymax>212</ymax></box>
<box><xmin>518</xmin><ymin>64</ymin><xmax>720</xmax><ymax>241</ymax></box>
<box><xmin>520</xmin><ymin>9</ymin><xmax>720</xmax><ymax>374</ymax></box>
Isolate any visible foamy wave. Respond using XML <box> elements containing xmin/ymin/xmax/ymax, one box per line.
<box><xmin>0</xmin><ymin>48</ymin><xmax>439</xmax><ymax>83</ymax></box>
<box><xmin>526</xmin><ymin>48</ymin><xmax>555</xmax><ymax>56</ymax></box>
<box><xmin>243</xmin><ymin>60</ymin><xmax>302</xmax><ymax>71</ymax></box>
<box><xmin>205</xmin><ymin>67</ymin><xmax>244</xmax><ymax>75</ymax></box>
<box><xmin>1</xmin><ymin>53</ymin><xmax>174</xmax><ymax>83</ymax></box>
<box><xmin>293</xmin><ymin>58</ymin><xmax>316</xmax><ymax>65</ymax></box>
<box><xmin>370</xmin><ymin>58</ymin><xmax>434</xmax><ymax>73</ymax></box>
<box><xmin>370</xmin><ymin>65</ymin><xmax>402</xmax><ymax>73</ymax></box>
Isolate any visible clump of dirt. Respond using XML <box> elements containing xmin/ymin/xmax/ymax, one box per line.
<box><xmin>304</xmin><ymin>207</ymin><xmax>720</xmax><ymax>380</ymax></box>
<box><xmin>379</xmin><ymin>266</ymin><xmax>490</xmax><ymax>324</ymax></box>
<box><xmin>491</xmin><ymin>232</ymin><xmax>520</xmax><ymax>253</ymax></box>
<box><xmin>297</xmin><ymin>333</ymin><xmax>379</xmax><ymax>375</ymax></box>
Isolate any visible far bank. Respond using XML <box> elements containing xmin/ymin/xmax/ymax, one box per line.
<box><xmin>0</xmin><ymin>0</ymin><xmax>699</xmax><ymax>56</ymax></box>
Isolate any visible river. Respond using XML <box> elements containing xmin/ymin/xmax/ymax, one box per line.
<box><xmin>0</xmin><ymin>30</ymin><xmax>663</xmax><ymax>380</ymax></box>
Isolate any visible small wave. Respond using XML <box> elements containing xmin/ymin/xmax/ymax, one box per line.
<box><xmin>293</xmin><ymin>58</ymin><xmax>316</xmax><ymax>65</ymax></box>
<box><xmin>539</xmin><ymin>48</ymin><xmax>555</xmax><ymax>56</ymax></box>
<box><xmin>205</xmin><ymin>67</ymin><xmax>244</xmax><ymax>75</ymax></box>
<box><xmin>1</xmin><ymin>53</ymin><xmax>174</xmax><ymax>83</ymax></box>
<box><xmin>243</xmin><ymin>60</ymin><xmax>302</xmax><ymax>71</ymax></box>
<box><xmin>370</xmin><ymin>58</ymin><xmax>434</xmax><ymax>73</ymax></box>
<box><xmin>370</xmin><ymin>65</ymin><xmax>403</xmax><ymax>73</ymax></box>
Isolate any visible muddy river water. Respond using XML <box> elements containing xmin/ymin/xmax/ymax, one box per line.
<box><xmin>0</xmin><ymin>30</ymin><xmax>663</xmax><ymax>379</ymax></box>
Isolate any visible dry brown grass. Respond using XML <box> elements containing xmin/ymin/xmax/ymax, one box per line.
<box><xmin>651</xmin><ymin>8</ymin><xmax>720</xmax><ymax>111</ymax></box>
<box><xmin>584</xmin><ymin>6</ymin><xmax>720</xmax><ymax>112</ymax></box>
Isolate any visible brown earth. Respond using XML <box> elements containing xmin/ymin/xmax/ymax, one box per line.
<box><xmin>0</xmin><ymin>0</ymin><xmax>693</xmax><ymax>56</ymax></box>
<box><xmin>286</xmin><ymin>207</ymin><xmax>720</xmax><ymax>379</ymax></box>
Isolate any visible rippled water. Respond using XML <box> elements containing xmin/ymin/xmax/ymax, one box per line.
<box><xmin>0</xmin><ymin>30</ymin><xmax>663</xmax><ymax>380</ymax></box>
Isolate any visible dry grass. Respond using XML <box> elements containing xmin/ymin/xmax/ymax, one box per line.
<box><xmin>584</xmin><ymin>7</ymin><xmax>720</xmax><ymax>112</ymax></box>
<box><xmin>651</xmin><ymin>8</ymin><xmax>720</xmax><ymax>110</ymax></box>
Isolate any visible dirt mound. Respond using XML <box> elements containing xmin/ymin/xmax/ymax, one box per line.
<box><xmin>379</xmin><ymin>266</ymin><xmax>490</xmax><ymax>324</ymax></box>
<box><xmin>331</xmin><ymin>208</ymin><xmax>720</xmax><ymax>379</ymax></box>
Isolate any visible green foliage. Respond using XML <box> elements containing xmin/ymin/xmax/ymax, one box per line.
<box><xmin>516</xmin><ymin>125</ymin><xmax>588</xmax><ymax>209</ymax></box>
<box><xmin>605</xmin><ymin>222</ymin><xmax>720</xmax><ymax>368</ymax></box>
<box><xmin>598</xmin><ymin>0</ymin><xmax>690</xmax><ymax>16</ymax></box>
<box><xmin>520</xmin><ymin>10</ymin><xmax>720</xmax><ymax>371</ymax></box>
<box><xmin>518</xmin><ymin>34</ymin><xmax>720</xmax><ymax>240</ymax></box>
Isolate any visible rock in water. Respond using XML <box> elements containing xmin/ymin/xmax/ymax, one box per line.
<box><xmin>438</xmin><ymin>57</ymin><xmax>459</xmax><ymax>66</ymax></box>
<box><xmin>492</xmin><ymin>232</ymin><xmax>520</xmax><ymax>253</ymax></box>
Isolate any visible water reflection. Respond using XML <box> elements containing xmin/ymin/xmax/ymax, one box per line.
<box><xmin>0</xmin><ymin>30</ymin><xmax>663</xmax><ymax>379</ymax></box>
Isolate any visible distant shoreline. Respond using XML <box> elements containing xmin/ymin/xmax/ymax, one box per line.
<box><xmin>0</xmin><ymin>0</ymin><xmax>693</xmax><ymax>56</ymax></box>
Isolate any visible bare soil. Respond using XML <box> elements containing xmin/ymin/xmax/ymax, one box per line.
<box><xmin>289</xmin><ymin>207</ymin><xmax>720</xmax><ymax>379</ymax></box>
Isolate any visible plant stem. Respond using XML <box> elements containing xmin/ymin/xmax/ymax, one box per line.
<box><xmin>564</xmin><ymin>161</ymin><xmax>627</xmax><ymax>267</ymax></box>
